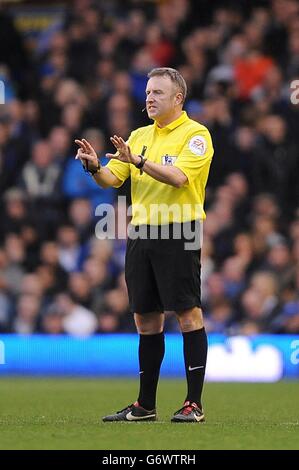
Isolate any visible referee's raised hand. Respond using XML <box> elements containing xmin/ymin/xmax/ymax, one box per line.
<box><xmin>106</xmin><ymin>135</ymin><xmax>138</xmax><ymax>165</ymax></box>
<box><xmin>75</xmin><ymin>138</ymin><xmax>99</xmax><ymax>172</ymax></box>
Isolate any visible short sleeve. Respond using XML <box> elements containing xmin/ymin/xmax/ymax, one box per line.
<box><xmin>174</xmin><ymin>128</ymin><xmax>214</xmax><ymax>184</ymax></box>
<box><xmin>106</xmin><ymin>160</ymin><xmax>130</xmax><ymax>188</ymax></box>
<box><xmin>106</xmin><ymin>130</ymin><xmax>139</xmax><ymax>188</ymax></box>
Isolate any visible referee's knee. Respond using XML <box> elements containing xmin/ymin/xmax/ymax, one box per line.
<box><xmin>176</xmin><ymin>307</ymin><xmax>204</xmax><ymax>332</ymax></box>
<box><xmin>134</xmin><ymin>312</ymin><xmax>164</xmax><ymax>335</ymax></box>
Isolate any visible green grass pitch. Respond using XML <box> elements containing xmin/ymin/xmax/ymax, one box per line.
<box><xmin>0</xmin><ymin>378</ymin><xmax>298</xmax><ymax>450</ymax></box>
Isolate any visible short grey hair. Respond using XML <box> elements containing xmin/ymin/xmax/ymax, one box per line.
<box><xmin>147</xmin><ymin>67</ymin><xmax>187</xmax><ymax>104</ymax></box>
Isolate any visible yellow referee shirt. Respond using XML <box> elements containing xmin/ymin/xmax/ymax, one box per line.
<box><xmin>107</xmin><ymin>111</ymin><xmax>214</xmax><ymax>225</ymax></box>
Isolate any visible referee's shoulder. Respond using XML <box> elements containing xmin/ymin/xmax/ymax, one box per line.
<box><xmin>184</xmin><ymin>117</ymin><xmax>212</xmax><ymax>135</ymax></box>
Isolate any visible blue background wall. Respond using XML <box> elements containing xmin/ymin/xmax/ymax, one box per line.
<box><xmin>0</xmin><ymin>334</ymin><xmax>299</xmax><ymax>381</ymax></box>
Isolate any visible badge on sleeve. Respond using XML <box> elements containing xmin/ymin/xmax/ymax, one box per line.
<box><xmin>188</xmin><ymin>135</ymin><xmax>207</xmax><ymax>156</ymax></box>
<box><xmin>161</xmin><ymin>155</ymin><xmax>177</xmax><ymax>165</ymax></box>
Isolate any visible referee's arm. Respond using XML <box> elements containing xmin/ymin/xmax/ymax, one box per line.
<box><xmin>107</xmin><ymin>135</ymin><xmax>188</xmax><ymax>189</ymax></box>
<box><xmin>137</xmin><ymin>159</ymin><xmax>188</xmax><ymax>188</ymax></box>
<box><xmin>92</xmin><ymin>167</ymin><xmax>123</xmax><ymax>189</ymax></box>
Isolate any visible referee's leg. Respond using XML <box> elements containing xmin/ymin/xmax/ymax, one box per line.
<box><xmin>134</xmin><ymin>312</ymin><xmax>165</xmax><ymax>411</ymax></box>
<box><xmin>173</xmin><ymin>306</ymin><xmax>207</xmax><ymax>421</ymax></box>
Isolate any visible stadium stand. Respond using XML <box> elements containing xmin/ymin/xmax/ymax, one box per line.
<box><xmin>0</xmin><ymin>0</ymin><xmax>298</xmax><ymax>335</ymax></box>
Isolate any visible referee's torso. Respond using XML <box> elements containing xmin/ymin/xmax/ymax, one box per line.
<box><xmin>107</xmin><ymin>111</ymin><xmax>214</xmax><ymax>226</ymax></box>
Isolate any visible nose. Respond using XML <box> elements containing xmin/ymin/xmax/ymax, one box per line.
<box><xmin>146</xmin><ymin>97</ymin><xmax>155</xmax><ymax>106</ymax></box>
<box><xmin>146</xmin><ymin>92</ymin><xmax>154</xmax><ymax>103</ymax></box>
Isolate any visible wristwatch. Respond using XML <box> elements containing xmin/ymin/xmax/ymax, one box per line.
<box><xmin>135</xmin><ymin>154</ymin><xmax>147</xmax><ymax>172</ymax></box>
<box><xmin>84</xmin><ymin>158</ymin><xmax>101</xmax><ymax>176</ymax></box>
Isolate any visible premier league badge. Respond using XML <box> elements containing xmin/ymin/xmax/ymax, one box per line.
<box><xmin>161</xmin><ymin>155</ymin><xmax>177</xmax><ymax>165</ymax></box>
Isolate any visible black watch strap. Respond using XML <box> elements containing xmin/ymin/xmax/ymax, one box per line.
<box><xmin>83</xmin><ymin>158</ymin><xmax>101</xmax><ymax>175</ymax></box>
<box><xmin>135</xmin><ymin>155</ymin><xmax>147</xmax><ymax>169</ymax></box>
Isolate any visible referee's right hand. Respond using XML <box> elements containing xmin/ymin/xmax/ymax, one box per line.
<box><xmin>75</xmin><ymin>138</ymin><xmax>99</xmax><ymax>172</ymax></box>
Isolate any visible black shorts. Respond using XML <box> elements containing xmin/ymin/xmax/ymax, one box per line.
<box><xmin>125</xmin><ymin>222</ymin><xmax>201</xmax><ymax>314</ymax></box>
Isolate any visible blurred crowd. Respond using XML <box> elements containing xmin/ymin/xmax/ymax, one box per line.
<box><xmin>0</xmin><ymin>0</ymin><xmax>299</xmax><ymax>336</ymax></box>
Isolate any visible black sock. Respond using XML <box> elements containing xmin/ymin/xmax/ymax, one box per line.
<box><xmin>137</xmin><ymin>332</ymin><xmax>165</xmax><ymax>410</ymax></box>
<box><xmin>183</xmin><ymin>327</ymin><xmax>207</xmax><ymax>407</ymax></box>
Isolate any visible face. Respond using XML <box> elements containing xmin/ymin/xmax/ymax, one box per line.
<box><xmin>145</xmin><ymin>75</ymin><xmax>182</xmax><ymax>121</ymax></box>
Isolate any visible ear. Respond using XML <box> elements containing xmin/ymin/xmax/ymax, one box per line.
<box><xmin>175</xmin><ymin>93</ymin><xmax>183</xmax><ymax>106</ymax></box>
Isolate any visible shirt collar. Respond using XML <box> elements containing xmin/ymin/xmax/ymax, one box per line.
<box><xmin>154</xmin><ymin>111</ymin><xmax>189</xmax><ymax>132</ymax></box>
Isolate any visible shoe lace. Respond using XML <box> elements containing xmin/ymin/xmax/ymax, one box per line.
<box><xmin>117</xmin><ymin>403</ymin><xmax>134</xmax><ymax>414</ymax></box>
<box><xmin>175</xmin><ymin>401</ymin><xmax>201</xmax><ymax>416</ymax></box>
<box><xmin>181</xmin><ymin>405</ymin><xmax>193</xmax><ymax>415</ymax></box>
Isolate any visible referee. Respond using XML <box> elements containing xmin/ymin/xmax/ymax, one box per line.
<box><xmin>75</xmin><ymin>68</ymin><xmax>214</xmax><ymax>423</ymax></box>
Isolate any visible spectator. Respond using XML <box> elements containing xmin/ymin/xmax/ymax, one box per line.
<box><xmin>13</xmin><ymin>294</ymin><xmax>41</xmax><ymax>334</ymax></box>
<box><xmin>55</xmin><ymin>292</ymin><xmax>98</xmax><ymax>337</ymax></box>
<box><xmin>56</xmin><ymin>224</ymin><xmax>83</xmax><ymax>273</ymax></box>
<box><xmin>19</xmin><ymin>140</ymin><xmax>61</xmax><ymax>199</ymax></box>
<box><xmin>41</xmin><ymin>303</ymin><xmax>65</xmax><ymax>334</ymax></box>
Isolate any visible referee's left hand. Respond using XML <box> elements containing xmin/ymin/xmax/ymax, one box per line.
<box><xmin>106</xmin><ymin>135</ymin><xmax>138</xmax><ymax>165</ymax></box>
